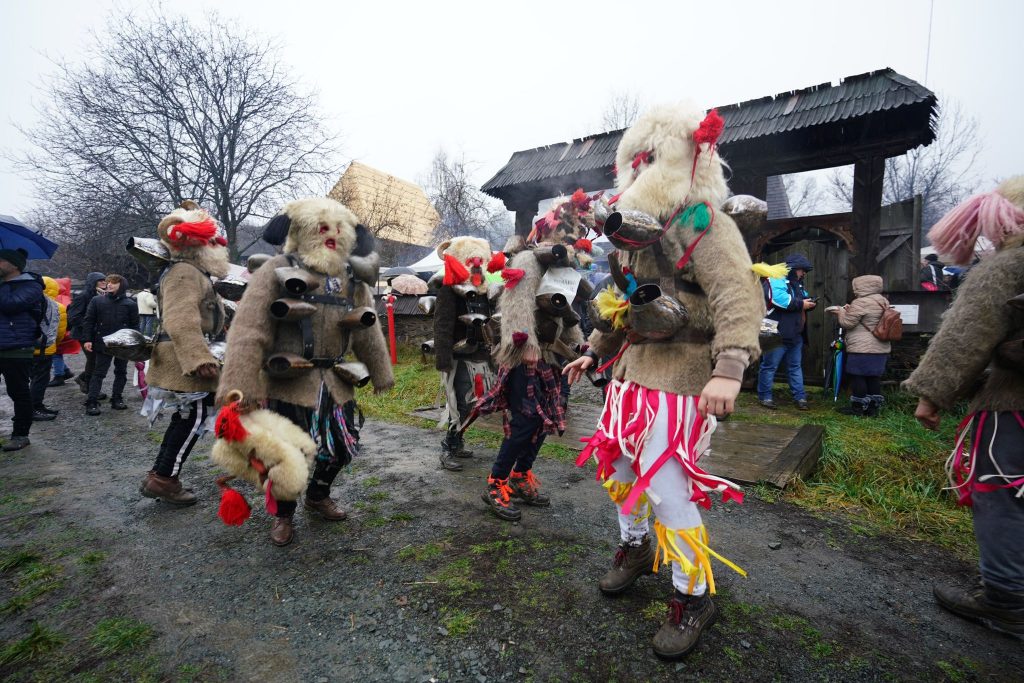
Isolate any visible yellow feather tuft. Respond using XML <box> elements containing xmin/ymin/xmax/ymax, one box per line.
<box><xmin>751</xmin><ymin>262</ymin><xmax>789</xmax><ymax>279</ymax></box>
<box><xmin>595</xmin><ymin>286</ymin><xmax>630</xmax><ymax>330</ymax></box>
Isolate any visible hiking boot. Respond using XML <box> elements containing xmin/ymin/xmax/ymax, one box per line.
<box><xmin>62</xmin><ymin>368</ymin><xmax>74</xmax><ymax>381</ymax></box>
<box><xmin>46</xmin><ymin>376</ymin><xmax>66</xmax><ymax>388</ymax></box>
<box><xmin>758</xmin><ymin>399</ymin><xmax>777</xmax><ymax>410</ymax></box>
<box><xmin>838</xmin><ymin>397</ymin><xmax>869</xmax><ymax>416</ymax></box>
<box><xmin>509</xmin><ymin>470</ymin><xmax>550</xmax><ymax>507</ymax></box>
<box><xmin>481</xmin><ymin>475</ymin><xmax>521</xmax><ymax>521</ymax></box>
<box><xmin>75</xmin><ymin>374</ymin><xmax>89</xmax><ymax>394</ymax></box>
<box><xmin>32</xmin><ymin>410</ymin><xmax>57</xmax><ymax>422</ymax></box>
<box><xmin>139</xmin><ymin>472</ymin><xmax>197</xmax><ymax>506</ymax></box>
<box><xmin>2</xmin><ymin>436</ymin><xmax>30</xmax><ymax>452</ymax></box>
<box><xmin>85</xmin><ymin>401</ymin><xmax>101</xmax><ymax>416</ymax></box>
<box><xmin>304</xmin><ymin>495</ymin><xmax>347</xmax><ymax>521</ymax></box>
<box><xmin>934</xmin><ymin>580</ymin><xmax>1024</xmax><ymax>639</ymax></box>
<box><xmin>37</xmin><ymin>405</ymin><xmax>58</xmax><ymax>415</ymax></box>
<box><xmin>110</xmin><ymin>397</ymin><xmax>128</xmax><ymax>410</ymax></box>
<box><xmin>270</xmin><ymin>516</ymin><xmax>294</xmax><ymax>546</ymax></box>
<box><xmin>599</xmin><ymin>537</ymin><xmax>656</xmax><ymax>595</ymax></box>
<box><xmin>652</xmin><ymin>592</ymin><xmax>718</xmax><ymax>659</ymax></box>
<box><xmin>795</xmin><ymin>399</ymin><xmax>810</xmax><ymax>411</ymax></box>
<box><xmin>866</xmin><ymin>395</ymin><xmax>885</xmax><ymax>417</ymax></box>
<box><xmin>453</xmin><ymin>433</ymin><xmax>473</xmax><ymax>458</ymax></box>
<box><xmin>439</xmin><ymin>437</ymin><xmax>464</xmax><ymax>472</ymax></box>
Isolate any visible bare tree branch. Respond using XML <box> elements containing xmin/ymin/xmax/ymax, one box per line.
<box><xmin>422</xmin><ymin>150</ymin><xmax>512</xmax><ymax>249</ymax></box>
<box><xmin>600</xmin><ymin>91</ymin><xmax>642</xmax><ymax>132</ymax></box>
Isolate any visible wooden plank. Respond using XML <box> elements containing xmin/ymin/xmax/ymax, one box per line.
<box><xmin>876</xmin><ymin>233</ymin><xmax>912</xmax><ymax>263</ymax></box>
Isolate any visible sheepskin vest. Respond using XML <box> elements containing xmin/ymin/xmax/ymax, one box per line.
<box><xmin>587</xmin><ymin>211</ymin><xmax>764</xmax><ymax>396</ymax></box>
<box><xmin>216</xmin><ymin>254</ymin><xmax>393</xmax><ymax>409</ymax></box>
<box><xmin>148</xmin><ymin>261</ymin><xmax>224</xmax><ymax>393</ymax></box>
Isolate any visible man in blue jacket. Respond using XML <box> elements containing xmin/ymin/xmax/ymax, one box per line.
<box><xmin>0</xmin><ymin>249</ymin><xmax>45</xmax><ymax>451</ymax></box>
<box><xmin>757</xmin><ymin>253</ymin><xmax>816</xmax><ymax>410</ymax></box>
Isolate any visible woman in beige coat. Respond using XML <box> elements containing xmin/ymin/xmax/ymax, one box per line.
<box><xmin>828</xmin><ymin>274</ymin><xmax>891</xmax><ymax>416</ymax></box>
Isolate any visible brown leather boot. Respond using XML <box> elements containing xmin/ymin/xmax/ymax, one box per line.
<box><xmin>270</xmin><ymin>516</ymin><xmax>294</xmax><ymax>546</ymax></box>
<box><xmin>599</xmin><ymin>537</ymin><xmax>656</xmax><ymax>595</ymax></box>
<box><xmin>304</xmin><ymin>496</ymin><xmax>347</xmax><ymax>521</ymax></box>
<box><xmin>652</xmin><ymin>592</ymin><xmax>717</xmax><ymax>660</ymax></box>
<box><xmin>934</xmin><ymin>580</ymin><xmax>1024</xmax><ymax>639</ymax></box>
<box><xmin>139</xmin><ymin>472</ymin><xmax>197</xmax><ymax>506</ymax></box>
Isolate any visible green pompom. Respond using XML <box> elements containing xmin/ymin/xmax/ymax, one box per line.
<box><xmin>674</xmin><ymin>202</ymin><xmax>711</xmax><ymax>231</ymax></box>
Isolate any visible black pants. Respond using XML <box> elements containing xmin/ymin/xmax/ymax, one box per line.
<box><xmin>30</xmin><ymin>355</ymin><xmax>53</xmax><ymax>408</ymax></box>
<box><xmin>88</xmin><ymin>350</ymin><xmax>127</xmax><ymax>402</ymax></box>
<box><xmin>151</xmin><ymin>394</ymin><xmax>213</xmax><ymax>478</ymax></box>
<box><xmin>273</xmin><ymin>401</ymin><xmax>345</xmax><ymax>518</ymax></box>
<box><xmin>847</xmin><ymin>374</ymin><xmax>881</xmax><ymax>399</ymax></box>
<box><xmin>79</xmin><ymin>348</ymin><xmax>96</xmax><ymax>384</ymax></box>
<box><xmin>490</xmin><ymin>365</ymin><xmax>567</xmax><ymax>480</ymax></box>
<box><xmin>0</xmin><ymin>357</ymin><xmax>34</xmax><ymax>437</ymax></box>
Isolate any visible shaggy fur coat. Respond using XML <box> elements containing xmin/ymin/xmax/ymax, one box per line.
<box><xmin>433</xmin><ymin>236</ymin><xmax>495</xmax><ymax>371</ymax></box>
<box><xmin>904</xmin><ymin>238</ymin><xmax>1024</xmax><ymax>413</ymax></box>
<box><xmin>586</xmin><ymin>103</ymin><xmax>763</xmax><ymax>396</ymax></box>
<box><xmin>836</xmin><ymin>275</ymin><xmax>891</xmax><ymax>355</ymax></box>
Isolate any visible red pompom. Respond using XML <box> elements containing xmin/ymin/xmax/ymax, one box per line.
<box><xmin>217</xmin><ymin>486</ymin><xmax>251</xmax><ymax>526</ymax></box>
<box><xmin>512</xmin><ymin>331</ymin><xmax>529</xmax><ymax>347</ymax></box>
<box><xmin>693</xmin><ymin>108</ymin><xmax>724</xmax><ymax>149</ymax></box>
<box><xmin>487</xmin><ymin>251</ymin><xmax>506</xmax><ymax>273</ymax></box>
<box><xmin>574</xmin><ymin>238</ymin><xmax>593</xmax><ymax>253</ymax></box>
<box><xmin>501</xmin><ymin>268</ymin><xmax>525</xmax><ymax>289</ymax></box>
<box><xmin>215</xmin><ymin>402</ymin><xmax>248</xmax><ymax>443</ymax></box>
<box><xmin>167</xmin><ymin>218</ymin><xmax>218</xmax><ymax>249</ymax></box>
<box><xmin>443</xmin><ymin>253</ymin><xmax>470</xmax><ymax>286</ymax></box>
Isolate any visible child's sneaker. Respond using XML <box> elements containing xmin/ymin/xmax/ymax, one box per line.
<box><xmin>481</xmin><ymin>475</ymin><xmax>522</xmax><ymax>521</ymax></box>
<box><xmin>508</xmin><ymin>470</ymin><xmax>550</xmax><ymax>507</ymax></box>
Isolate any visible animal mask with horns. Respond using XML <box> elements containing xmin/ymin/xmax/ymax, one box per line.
<box><xmin>261</xmin><ymin>197</ymin><xmax>375</xmax><ymax>277</ymax></box>
<box><xmin>157</xmin><ymin>200</ymin><xmax>231</xmax><ymax>278</ymax></box>
<box><xmin>526</xmin><ymin>189</ymin><xmax>600</xmax><ymax>269</ymax></box>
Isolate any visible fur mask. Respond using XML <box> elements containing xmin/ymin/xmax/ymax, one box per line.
<box><xmin>525</xmin><ymin>190</ymin><xmax>599</xmax><ymax>268</ymax></box>
<box><xmin>157</xmin><ymin>201</ymin><xmax>230</xmax><ymax>279</ymax></box>
<box><xmin>436</xmin><ymin>236</ymin><xmax>503</xmax><ymax>292</ymax></box>
<box><xmin>613</xmin><ymin>103</ymin><xmax>729</xmax><ymax>221</ymax></box>
<box><xmin>261</xmin><ymin>198</ymin><xmax>370</xmax><ymax>277</ymax></box>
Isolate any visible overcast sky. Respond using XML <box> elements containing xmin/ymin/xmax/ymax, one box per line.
<box><xmin>1</xmin><ymin>0</ymin><xmax>1021</xmax><ymax>219</ymax></box>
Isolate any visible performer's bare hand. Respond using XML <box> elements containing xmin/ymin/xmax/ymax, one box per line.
<box><xmin>194</xmin><ymin>363</ymin><xmax>219</xmax><ymax>379</ymax></box>
<box><xmin>83</xmin><ymin>342</ymin><xmax>93</xmax><ymax>352</ymax></box>
<box><xmin>562</xmin><ymin>355</ymin><xmax>594</xmax><ymax>385</ymax></box>
<box><xmin>914</xmin><ymin>398</ymin><xmax>941</xmax><ymax>430</ymax></box>
<box><xmin>698</xmin><ymin>377</ymin><xmax>741</xmax><ymax>418</ymax></box>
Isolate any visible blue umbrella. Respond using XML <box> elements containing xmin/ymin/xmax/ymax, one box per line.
<box><xmin>0</xmin><ymin>214</ymin><xmax>59</xmax><ymax>259</ymax></box>
<box><xmin>824</xmin><ymin>326</ymin><xmax>846</xmax><ymax>402</ymax></box>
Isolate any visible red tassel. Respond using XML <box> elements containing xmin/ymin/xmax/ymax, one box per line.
<box><xmin>473</xmin><ymin>373</ymin><xmax>485</xmax><ymax>399</ymax></box>
<box><xmin>217</xmin><ymin>485</ymin><xmax>251</xmax><ymax>526</ymax></box>
<box><xmin>501</xmin><ymin>268</ymin><xmax>525</xmax><ymax>289</ymax></box>
<box><xmin>215</xmin><ymin>402</ymin><xmax>248</xmax><ymax>442</ymax></box>
<box><xmin>487</xmin><ymin>251</ymin><xmax>506</xmax><ymax>273</ymax></box>
<box><xmin>512</xmin><ymin>331</ymin><xmax>529</xmax><ymax>347</ymax></box>
<box><xmin>167</xmin><ymin>218</ymin><xmax>218</xmax><ymax>249</ymax></box>
<box><xmin>443</xmin><ymin>253</ymin><xmax>470</xmax><ymax>286</ymax></box>
<box><xmin>574</xmin><ymin>238</ymin><xmax>593</xmax><ymax>253</ymax></box>
<box><xmin>693</xmin><ymin>108</ymin><xmax>724</xmax><ymax>149</ymax></box>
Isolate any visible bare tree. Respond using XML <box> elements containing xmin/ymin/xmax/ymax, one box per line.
<box><xmin>600</xmin><ymin>91</ymin><xmax>643</xmax><ymax>132</ymax></box>
<box><xmin>423</xmin><ymin>150</ymin><xmax>512</xmax><ymax>249</ymax></box>
<box><xmin>827</xmin><ymin>100</ymin><xmax>981</xmax><ymax>231</ymax></box>
<box><xmin>16</xmin><ymin>8</ymin><xmax>338</xmax><ymax>260</ymax></box>
<box><xmin>782</xmin><ymin>175</ymin><xmax>826</xmax><ymax>216</ymax></box>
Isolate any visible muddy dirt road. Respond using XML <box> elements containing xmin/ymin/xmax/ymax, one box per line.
<box><xmin>0</xmin><ymin>371</ymin><xmax>1020</xmax><ymax>682</ymax></box>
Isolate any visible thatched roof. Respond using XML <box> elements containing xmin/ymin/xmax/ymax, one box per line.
<box><xmin>329</xmin><ymin>162</ymin><xmax>439</xmax><ymax>248</ymax></box>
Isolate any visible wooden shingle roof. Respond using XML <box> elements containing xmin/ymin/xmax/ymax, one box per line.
<box><xmin>329</xmin><ymin>162</ymin><xmax>440</xmax><ymax>248</ymax></box>
<box><xmin>482</xmin><ymin>68</ymin><xmax>936</xmax><ymax>210</ymax></box>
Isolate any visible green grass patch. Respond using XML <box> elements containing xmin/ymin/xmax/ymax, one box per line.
<box><xmin>398</xmin><ymin>542</ymin><xmax>446</xmax><ymax>562</ymax></box>
<box><xmin>367</xmin><ymin>491</ymin><xmax>390</xmax><ymax>502</ymax></box>
<box><xmin>0</xmin><ymin>622</ymin><xmax>65</xmax><ymax>667</ymax></box>
<box><xmin>79</xmin><ymin>551</ymin><xmax>107</xmax><ymax>566</ymax></box>
<box><xmin>361</xmin><ymin>476</ymin><xmax>383</xmax><ymax>488</ymax></box>
<box><xmin>432</xmin><ymin>557</ymin><xmax>481</xmax><ymax>597</ymax></box>
<box><xmin>89</xmin><ymin>617</ymin><xmax>155</xmax><ymax>656</ymax></box>
<box><xmin>0</xmin><ymin>549</ymin><xmax>40</xmax><ymax>573</ymax></box>
<box><xmin>441</xmin><ymin>607</ymin><xmax>477</xmax><ymax>637</ymax></box>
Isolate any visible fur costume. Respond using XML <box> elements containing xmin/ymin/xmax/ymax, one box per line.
<box><xmin>214</xmin><ymin>197</ymin><xmax>392</xmax><ymax>533</ymax></box>
<box><xmin>576</xmin><ymin>103</ymin><xmax>763</xmax><ymax>611</ymax></box>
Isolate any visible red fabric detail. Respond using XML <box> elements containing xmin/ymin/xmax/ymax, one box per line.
<box><xmin>474</xmin><ymin>373</ymin><xmax>485</xmax><ymax>399</ymax></box>
<box><xmin>511</xmin><ymin>331</ymin><xmax>528</xmax><ymax>347</ymax></box>
<box><xmin>248</xmin><ymin>453</ymin><xmax>269</xmax><ymax>478</ymax></box>
<box><xmin>501</xmin><ymin>268</ymin><xmax>525</xmax><ymax>289</ymax></box>
<box><xmin>215</xmin><ymin>402</ymin><xmax>248</xmax><ymax>442</ymax></box>
<box><xmin>631</xmin><ymin>150</ymin><xmax>652</xmax><ymax>170</ymax></box>
<box><xmin>608</xmin><ymin>192</ymin><xmax>622</xmax><ymax>206</ymax></box>
<box><xmin>217</xmin><ymin>485</ymin><xmax>251</xmax><ymax>526</ymax></box>
<box><xmin>167</xmin><ymin>218</ymin><xmax>218</xmax><ymax>249</ymax></box>
<box><xmin>443</xmin><ymin>253</ymin><xmax>470</xmax><ymax>285</ymax></box>
<box><xmin>921</xmin><ymin>281</ymin><xmax>938</xmax><ymax>292</ymax></box>
<box><xmin>56</xmin><ymin>338</ymin><xmax>81</xmax><ymax>355</ymax></box>
<box><xmin>674</xmin><ymin>220</ymin><xmax>714</xmax><ymax>270</ymax></box>
<box><xmin>471</xmin><ymin>271</ymin><xmax>483</xmax><ymax>286</ymax></box>
<box><xmin>693</xmin><ymin>108</ymin><xmax>724</xmax><ymax>148</ymax></box>
<box><xmin>487</xmin><ymin>251</ymin><xmax>506</xmax><ymax>273</ymax></box>
<box><xmin>574</xmin><ymin>238</ymin><xmax>593</xmax><ymax>253</ymax></box>
<box><xmin>264</xmin><ymin>480</ymin><xmax>279</xmax><ymax>516</ymax></box>
<box><xmin>596</xmin><ymin>341</ymin><xmax>630</xmax><ymax>373</ymax></box>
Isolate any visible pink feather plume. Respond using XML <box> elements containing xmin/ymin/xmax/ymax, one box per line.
<box><xmin>928</xmin><ymin>191</ymin><xmax>1024</xmax><ymax>265</ymax></box>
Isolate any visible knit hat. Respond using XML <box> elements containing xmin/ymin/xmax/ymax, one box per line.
<box><xmin>0</xmin><ymin>248</ymin><xmax>28</xmax><ymax>271</ymax></box>
<box><xmin>784</xmin><ymin>253</ymin><xmax>813</xmax><ymax>272</ymax></box>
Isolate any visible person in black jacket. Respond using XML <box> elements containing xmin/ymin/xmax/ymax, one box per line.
<box><xmin>0</xmin><ymin>248</ymin><xmax>45</xmax><ymax>451</ymax></box>
<box><xmin>81</xmin><ymin>274</ymin><xmax>138</xmax><ymax>415</ymax></box>
<box><xmin>67</xmin><ymin>271</ymin><xmax>106</xmax><ymax>394</ymax></box>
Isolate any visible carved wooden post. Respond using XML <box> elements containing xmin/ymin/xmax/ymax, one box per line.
<box><xmin>850</xmin><ymin>156</ymin><xmax>885</xmax><ymax>277</ymax></box>
<box><xmin>514</xmin><ymin>208</ymin><xmax>537</xmax><ymax>238</ymax></box>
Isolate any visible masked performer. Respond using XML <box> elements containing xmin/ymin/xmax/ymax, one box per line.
<box><xmin>476</xmin><ymin>191</ymin><xmax>596</xmax><ymax>521</ymax></box>
<box><xmin>563</xmin><ymin>103</ymin><xmax>764</xmax><ymax>659</ymax></box>
<box><xmin>216</xmin><ymin>197</ymin><xmax>393</xmax><ymax>546</ymax></box>
<box><xmin>904</xmin><ymin>176</ymin><xmax>1024</xmax><ymax>639</ymax></box>
<box><xmin>139</xmin><ymin>201</ymin><xmax>229</xmax><ymax>506</ymax></box>
<box><xmin>432</xmin><ymin>236</ymin><xmax>504</xmax><ymax>471</ymax></box>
